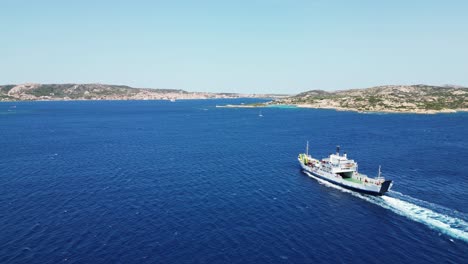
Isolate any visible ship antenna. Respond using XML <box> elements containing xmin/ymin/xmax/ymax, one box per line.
<box><xmin>306</xmin><ymin>141</ymin><xmax>309</xmax><ymax>156</ymax></box>
<box><xmin>378</xmin><ymin>165</ymin><xmax>382</xmax><ymax>178</ymax></box>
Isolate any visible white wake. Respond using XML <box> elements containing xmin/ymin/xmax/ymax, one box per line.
<box><xmin>303</xmin><ymin>171</ymin><xmax>468</xmax><ymax>243</ymax></box>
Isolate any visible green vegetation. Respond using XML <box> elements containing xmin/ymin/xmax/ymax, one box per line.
<box><xmin>0</xmin><ymin>94</ymin><xmax>15</xmax><ymax>100</ymax></box>
<box><xmin>26</xmin><ymin>85</ymin><xmax>67</xmax><ymax>97</ymax></box>
<box><xmin>367</xmin><ymin>96</ymin><xmax>382</xmax><ymax>105</ymax></box>
<box><xmin>0</xmin><ymin>85</ymin><xmax>16</xmax><ymax>93</ymax></box>
<box><xmin>422</xmin><ymin>102</ymin><xmax>444</xmax><ymax>110</ymax></box>
<box><xmin>248</xmin><ymin>103</ymin><xmax>267</xmax><ymax>107</ymax></box>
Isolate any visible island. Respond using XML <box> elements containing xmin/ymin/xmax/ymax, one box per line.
<box><xmin>222</xmin><ymin>85</ymin><xmax>468</xmax><ymax>114</ymax></box>
<box><xmin>0</xmin><ymin>83</ymin><xmax>280</xmax><ymax>102</ymax></box>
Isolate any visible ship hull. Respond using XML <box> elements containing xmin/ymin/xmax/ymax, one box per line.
<box><xmin>299</xmin><ymin>161</ymin><xmax>392</xmax><ymax>196</ymax></box>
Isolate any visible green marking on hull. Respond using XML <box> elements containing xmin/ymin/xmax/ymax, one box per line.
<box><xmin>343</xmin><ymin>177</ymin><xmax>362</xmax><ymax>184</ymax></box>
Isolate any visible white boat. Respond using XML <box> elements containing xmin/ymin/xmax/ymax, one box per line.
<box><xmin>298</xmin><ymin>143</ymin><xmax>393</xmax><ymax>195</ymax></box>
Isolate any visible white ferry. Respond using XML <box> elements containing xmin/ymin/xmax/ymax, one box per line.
<box><xmin>298</xmin><ymin>143</ymin><xmax>393</xmax><ymax>195</ymax></box>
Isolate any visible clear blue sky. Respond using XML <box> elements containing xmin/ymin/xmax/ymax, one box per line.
<box><xmin>1</xmin><ymin>0</ymin><xmax>467</xmax><ymax>93</ymax></box>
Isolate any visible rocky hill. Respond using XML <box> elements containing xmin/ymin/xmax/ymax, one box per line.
<box><xmin>0</xmin><ymin>83</ymin><xmax>272</xmax><ymax>101</ymax></box>
<box><xmin>272</xmin><ymin>85</ymin><xmax>468</xmax><ymax>113</ymax></box>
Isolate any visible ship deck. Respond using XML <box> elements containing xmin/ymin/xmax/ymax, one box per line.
<box><xmin>343</xmin><ymin>177</ymin><xmax>362</xmax><ymax>184</ymax></box>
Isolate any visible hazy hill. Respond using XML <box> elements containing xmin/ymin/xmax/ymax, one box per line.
<box><xmin>0</xmin><ymin>83</ymin><xmax>273</xmax><ymax>101</ymax></box>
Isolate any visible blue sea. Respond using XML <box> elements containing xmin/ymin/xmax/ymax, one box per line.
<box><xmin>1</xmin><ymin>100</ymin><xmax>467</xmax><ymax>263</ymax></box>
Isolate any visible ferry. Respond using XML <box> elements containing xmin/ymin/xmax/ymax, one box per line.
<box><xmin>298</xmin><ymin>143</ymin><xmax>393</xmax><ymax>195</ymax></box>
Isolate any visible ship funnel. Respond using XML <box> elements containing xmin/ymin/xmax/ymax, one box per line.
<box><xmin>344</xmin><ymin>152</ymin><xmax>347</xmax><ymax>158</ymax></box>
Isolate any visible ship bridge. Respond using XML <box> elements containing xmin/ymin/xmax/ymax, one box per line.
<box><xmin>327</xmin><ymin>150</ymin><xmax>357</xmax><ymax>173</ymax></box>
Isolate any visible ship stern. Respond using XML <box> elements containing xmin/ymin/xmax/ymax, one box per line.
<box><xmin>378</xmin><ymin>180</ymin><xmax>393</xmax><ymax>195</ymax></box>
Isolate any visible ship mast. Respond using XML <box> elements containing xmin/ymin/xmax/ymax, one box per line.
<box><xmin>306</xmin><ymin>141</ymin><xmax>309</xmax><ymax>156</ymax></box>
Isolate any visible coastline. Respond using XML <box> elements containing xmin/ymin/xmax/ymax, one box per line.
<box><xmin>218</xmin><ymin>103</ymin><xmax>468</xmax><ymax>114</ymax></box>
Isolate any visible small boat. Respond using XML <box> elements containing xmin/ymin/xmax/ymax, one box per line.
<box><xmin>259</xmin><ymin>110</ymin><xmax>263</xmax><ymax>117</ymax></box>
<box><xmin>298</xmin><ymin>143</ymin><xmax>393</xmax><ymax>195</ymax></box>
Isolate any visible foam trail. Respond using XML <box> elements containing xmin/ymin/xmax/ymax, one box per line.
<box><xmin>304</xmin><ymin>171</ymin><xmax>468</xmax><ymax>243</ymax></box>
<box><xmin>389</xmin><ymin>190</ymin><xmax>468</xmax><ymax>222</ymax></box>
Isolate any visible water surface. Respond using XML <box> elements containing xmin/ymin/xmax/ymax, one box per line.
<box><xmin>0</xmin><ymin>100</ymin><xmax>467</xmax><ymax>263</ymax></box>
